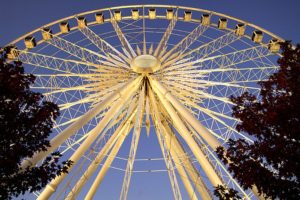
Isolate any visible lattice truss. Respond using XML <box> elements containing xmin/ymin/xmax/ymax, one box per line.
<box><xmin>8</xmin><ymin>5</ymin><xmax>282</xmax><ymax>200</ymax></box>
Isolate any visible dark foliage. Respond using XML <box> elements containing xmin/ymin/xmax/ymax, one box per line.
<box><xmin>214</xmin><ymin>185</ymin><xmax>241</xmax><ymax>200</ymax></box>
<box><xmin>215</xmin><ymin>41</ymin><xmax>300</xmax><ymax>199</ymax></box>
<box><xmin>0</xmin><ymin>48</ymin><xmax>72</xmax><ymax>200</ymax></box>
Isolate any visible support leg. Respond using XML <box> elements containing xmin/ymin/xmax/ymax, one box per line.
<box><xmin>21</xmin><ymin>77</ymin><xmax>141</xmax><ymax>170</ymax></box>
<box><xmin>149</xmin><ymin>80</ymin><xmax>224</xmax><ymax>188</ymax></box>
<box><xmin>65</xmin><ymin>110</ymin><xmax>137</xmax><ymax>199</ymax></box>
<box><xmin>84</xmin><ymin>124</ymin><xmax>134</xmax><ymax>200</ymax></box>
<box><xmin>38</xmin><ymin>77</ymin><xmax>142</xmax><ymax>200</ymax></box>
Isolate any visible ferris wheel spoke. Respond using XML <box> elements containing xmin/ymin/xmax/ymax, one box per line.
<box><xmin>79</xmin><ymin>25</ymin><xmax>129</xmax><ymax>63</ymax></box>
<box><xmin>58</xmin><ymin>86</ymin><xmax>126</xmax><ymax>111</ymax></box>
<box><xmin>58</xmin><ymin>96</ymin><xmax>94</xmax><ymax>111</ymax></box>
<box><xmin>31</xmin><ymin>79</ymin><xmax>99</xmax><ymax>90</ymax></box>
<box><xmin>57</xmin><ymin>92</ymin><xmax>109</xmax><ymax>112</ymax></box>
<box><xmin>197</xmin><ymin>80</ymin><xmax>260</xmax><ymax>91</ymax></box>
<box><xmin>54</xmin><ymin>157</ymin><xmax>87</xmax><ymax>200</ymax></box>
<box><xmin>54</xmin><ymin>149</ymin><xmax>94</xmax><ymax>200</ymax></box>
<box><xmin>153</xmin><ymin>9</ymin><xmax>178</xmax><ymax>57</ymax></box>
<box><xmin>206</xmin><ymin>66</ymin><xmax>278</xmax><ymax>85</ymax></box>
<box><xmin>22</xmin><ymin>77</ymin><xmax>141</xmax><ymax>171</ymax></box>
<box><xmin>53</xmin><ymin>116</ymin><xmax>81</xmax><ymax>129</ymax></box>
<box><xmin>65</xmin><ymin>110</ymin><xmax>136</xmax><ymax>199</ymax></box>
<box><xmin>160</xmin><ymin>23</ymin><xmax>209</xmax><ymax>63</ymax></box>
<box><xmin>198</xmin><ymin>107</ymin><xmax>253</xmax><ymax>142</ymax></box>
<box><xmin>197</xmin><ymin>65</ymin><xmax>279</xmax><ymax>74</ymax></box>
<box><xmin>142</xmin><ymin>7</ymin><xmax>147</xmax><ymax>54</ymax></box>
<box><xmin>150</xmin><ymin>77</ymin><xmax>224</xmax><ymax>188</ymax></box>
<box><xmin>16</xmin><ymin>50</ymin><xmax>96</xmax><ymax>74</ymax></box>
<box><xmin>84</xmin><ymin>122</ymin><xmax>134</xmax><ymax>200</ymax></box>
<box><xmin>157</xmin><ymin>89</ymin><xmax>235</xmax><ymax>123</ymax></box>
<box><xmin>195</xmin><ymin>45</ymin><xmax>273</xmax><ymax>70</ymax></box>
<box><xmin>183</xmin><ymin>31</ymin><xmax>240</xmax><ymax>60</ymax></box>
<box><xmin>163</xmin><ymin>75</ymin><xmax>259</xmax><ymax>92</ymax></box>
<box><xmin>161</xmin><ymin>120</ymin><xmax>213</xmax><ymax>199</ymax></box>
<box><xmin>150</xmin><ymin>77</ymin><xmax>221</xmax><ymax>149</ymax></box>
<box><xmin>110</xmin><ymin>11</ymin><xmax>137</xmax><ymax>58</ymax></box>
<box><xmin>33</xmin><ymin>80</ymin><xmax>127</xmax><ymax>108</ymax></box>
<box><xmin>46</xmin><ymin>34</ymin><xmax>107</xmax><ymax>65</ymax></box>
<box><xmin>163</xmin><ymin>45</ymin><xmax>272</xmax><ymax>71</ymax></box>
<box><xmin>32</xmin><ymin>82</ymin><xmax>101</xmax><ymax>95</ymax></box>
<box><xmin>120</xmin><ymin>83</ymin><xmax>145</xmax><ymax>200</ymax></box>
<box><xmin>98</xmin><ymin>54</ymin><xmax>131</xmax><ymax>70</ymax></box>
<box><xmin>148</xmin><ymin>88</ymin><xmax>183</xmax><ymax>200</ymax></box>
<box><xmin>38</xmin><ymin>77</ymin><xmax>142</xmax><ymax>200</ymax></box>
<box><xmin>162</xmin><ymin>128</ymin><xmax>199</xmax><ymax>200</ymax></box>
<box><xmin>58</xmin><ymin>104</ymin><xmax>132</xmax><ymax>157</ymax></box>
<box><xmin>160</xmin><ymin>86</ymin><xmax>203</xmax><ymax>108</ymax></box>
<box><xmin>187</xmin><ymin>124</ymin><xmax>251</xmax><ymax>199</ymax></box>
<box><xmin>162</xmin><ymin>66</ymin><xmax>277</xmax><ymax>90</ymax></box>
<box><xmin>196</xmin><ymin>105</ymin><xmax>240</xmax><ymax>126</ymax></box>
<box><xmin>162</xmin><ymin>80</ymin><xmax>233</xmax><ymax>105</ymax></box>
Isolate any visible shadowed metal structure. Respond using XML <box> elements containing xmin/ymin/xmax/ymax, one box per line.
<box><xmin>7</xmin><ymin>5</ymin><xmax>283</xmax><ymax>200</ymax></box>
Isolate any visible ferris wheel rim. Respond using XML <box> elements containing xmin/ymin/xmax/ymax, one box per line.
<box><xmin>7</xmin><ymin>4</ymin><xmax>284</xmax><ymax>48</ymax></box>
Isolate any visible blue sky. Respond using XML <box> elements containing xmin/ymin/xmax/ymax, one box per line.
<box><xmin>1</xmin><ymin>1</ymin><xmax>299</xmax><ymax>200</ymax></box>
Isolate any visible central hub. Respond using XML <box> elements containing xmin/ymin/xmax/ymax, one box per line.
<box><xmin>130</xmin><ymin>54</ymin><xmax>161</xmax><ymax>74</ymax></box>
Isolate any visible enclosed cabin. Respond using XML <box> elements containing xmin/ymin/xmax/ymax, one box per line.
<box><xmin>201</xmin><ymin>14</ymin><xmax>210</xmax><ymax>26</ymax></box>
<box><xmin>24</xmin><ymin>36</ymin><xmax>36</xmax><ymax>49</ymax></box>
<box><xmin>95</xmin><ymin>12</ymin><xmax>104</xmax><ymax>24</ymax></box>
<box><xmin>166</xmin><ymin>9</ymin><xmax>174</xmax><ymax>20</ymax></box>
<box><xmin>235</xmin><ymin>23</ymin><xmax>245</xmax><ymax>36</ymax></box>
<box><xmin>149</xmin><ymin>8</ymin><xmax>156</xmax><ymax>19</ymax></box>
<box><xmin>77</xmin><ymin>16</ymin><xmax>87</xmax><ymax>29</ymax></box>
<box><xmin>41</xmin><ymin>27</ymin><xmax>53</xmax><ymax>40</ymax></box>
<box><xmin>184</xmin><ymin>11</ymin><xmax>192</xmax><ymax>22</ymax></box>
<box><xmin>131</xmin><ymin>9</ymin><xmax>139</xmax><ymax>20</ymax></box>
<box><xmin>268</xmin><ymin>39</ymin><xmax>280</xmax><ymax>53</ymax></box>
<box><xmin>218</xmin><ymin>18</ymin><xmax>228</xmax><ymax>29</ymax></box>
<box><xmin>114</xmin><ymin>10</ymin><xmax>122</xmax><ymax>21</ymax></box>
<box><xmin>252</xmin><ymin>30</ymin><xmax>263</xmax><ymax>43</ymax></box>
<box><xmin>60</xmin><ymin>21</ymin><xmax>70</xmax><ymax>33</ymax></box>
<box><xmin>6</xmin><ymin>46</ymin><xmax>19</xmax><ymax>60</ymax></box>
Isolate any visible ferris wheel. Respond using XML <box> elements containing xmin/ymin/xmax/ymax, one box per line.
<box><xmin>6</xmin><ymin>5</ymin><xmax>283</xmax><ymax>200</ymax></box>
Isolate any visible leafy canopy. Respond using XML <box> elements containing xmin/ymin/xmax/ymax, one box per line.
<box><xmin>0</xmin><ymin>48</ymin><xmax>72</xmax><ymax>200</ymax></box>
<box><xmin>215</xmin><ymin>42</ymin><xmax>300</xmax><ymax>199</ymax></box>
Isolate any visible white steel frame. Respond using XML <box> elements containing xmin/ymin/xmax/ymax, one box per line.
<box><xmin>6</xmin><ymin>4</ymin><xmax>283</xmax><ymax>200</ymax></box>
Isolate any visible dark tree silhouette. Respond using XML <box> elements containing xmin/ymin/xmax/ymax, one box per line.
<box><xmin>215</xmin><ymin>41</ymin><xmax>300</xmax><ymax>199</ymax></box>
<box><xmin>214</xmin><ymin>185</ymin><xmax>241</xmax><ymax>200</ymax></box>
<box><xmin>0</xmin><ymin>47</ymin><xmax>72</xmax><ymax>200</ymax></box>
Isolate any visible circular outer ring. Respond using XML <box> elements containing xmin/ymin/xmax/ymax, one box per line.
<box><xmin>7</xmin><ymin>4</ymin><xmax>284</xmax><ymax>51</ymax></box>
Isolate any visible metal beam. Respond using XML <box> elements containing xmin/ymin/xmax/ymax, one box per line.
<box><xmin>21</xmin><ymin>77</ymin><xmax>141</xmax><ymax>171</ymax></box>
<box><xmin>37</xmin><ymin>77</ymin><xmax>142</xmax><ymax>200</ymax></box>
<box><xmin>84</xmin><ymin>123</ymin><xmax>134</xmax><ymax>200</ymax></box>
<box><xmin>47</xmin><ymin>35</ymin><xmax>103</xmax><ymax>65</ymax></box>
<box><xmin>119</xmin><ymin>83</ymin><xmax>146</xmax><ymax>200</ymax></box>
<box><xmin>150</xmin><ymin>77</ymin><xmax>221</xmax><ymax>150</ymax></box>
<box><xmin>161</xmin><ymin>120</ymin><xmax>212</xmax><ymax>200</ymax></box>
<box><xmin>183</xmin><ymin>31</ymin><xmax>239</xmax><ymax>60</ymax></box>
<box><xmin>148</xmin><ymin>88</ymin><xmax>183</xmax><ymax>200</ymax></box>
<box><xmin>110</xmin><ymin>10</ymin><xmax>137</xmax><ymax>58</ymax></box>
<box><xmin>16</xmin><ymin>50</ymin><xmax>97</xmax><ymax>74</ymax></box>
<box><xmin>149</xmin><ymin>77</ymin><xmax>224</xmax><ymax>187</ymax></box>
<box><xmin>79</xmin><ymin>25</ymin><xmax>129</xmax><ymax>63</ymax></box>
<box><xmin>65</xmin><ymin>110</ymin><xmax>137</xmax><ymax>199</ymax></box>
<box><xmin>153</xmin><ymin>9</ymin><xmax>178</xmax><ymax>57</ymax></box>
<box><xmin>160</xmin><ymin>24</ymin><xmax>209</xmax><ymax>63</ymax></box>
